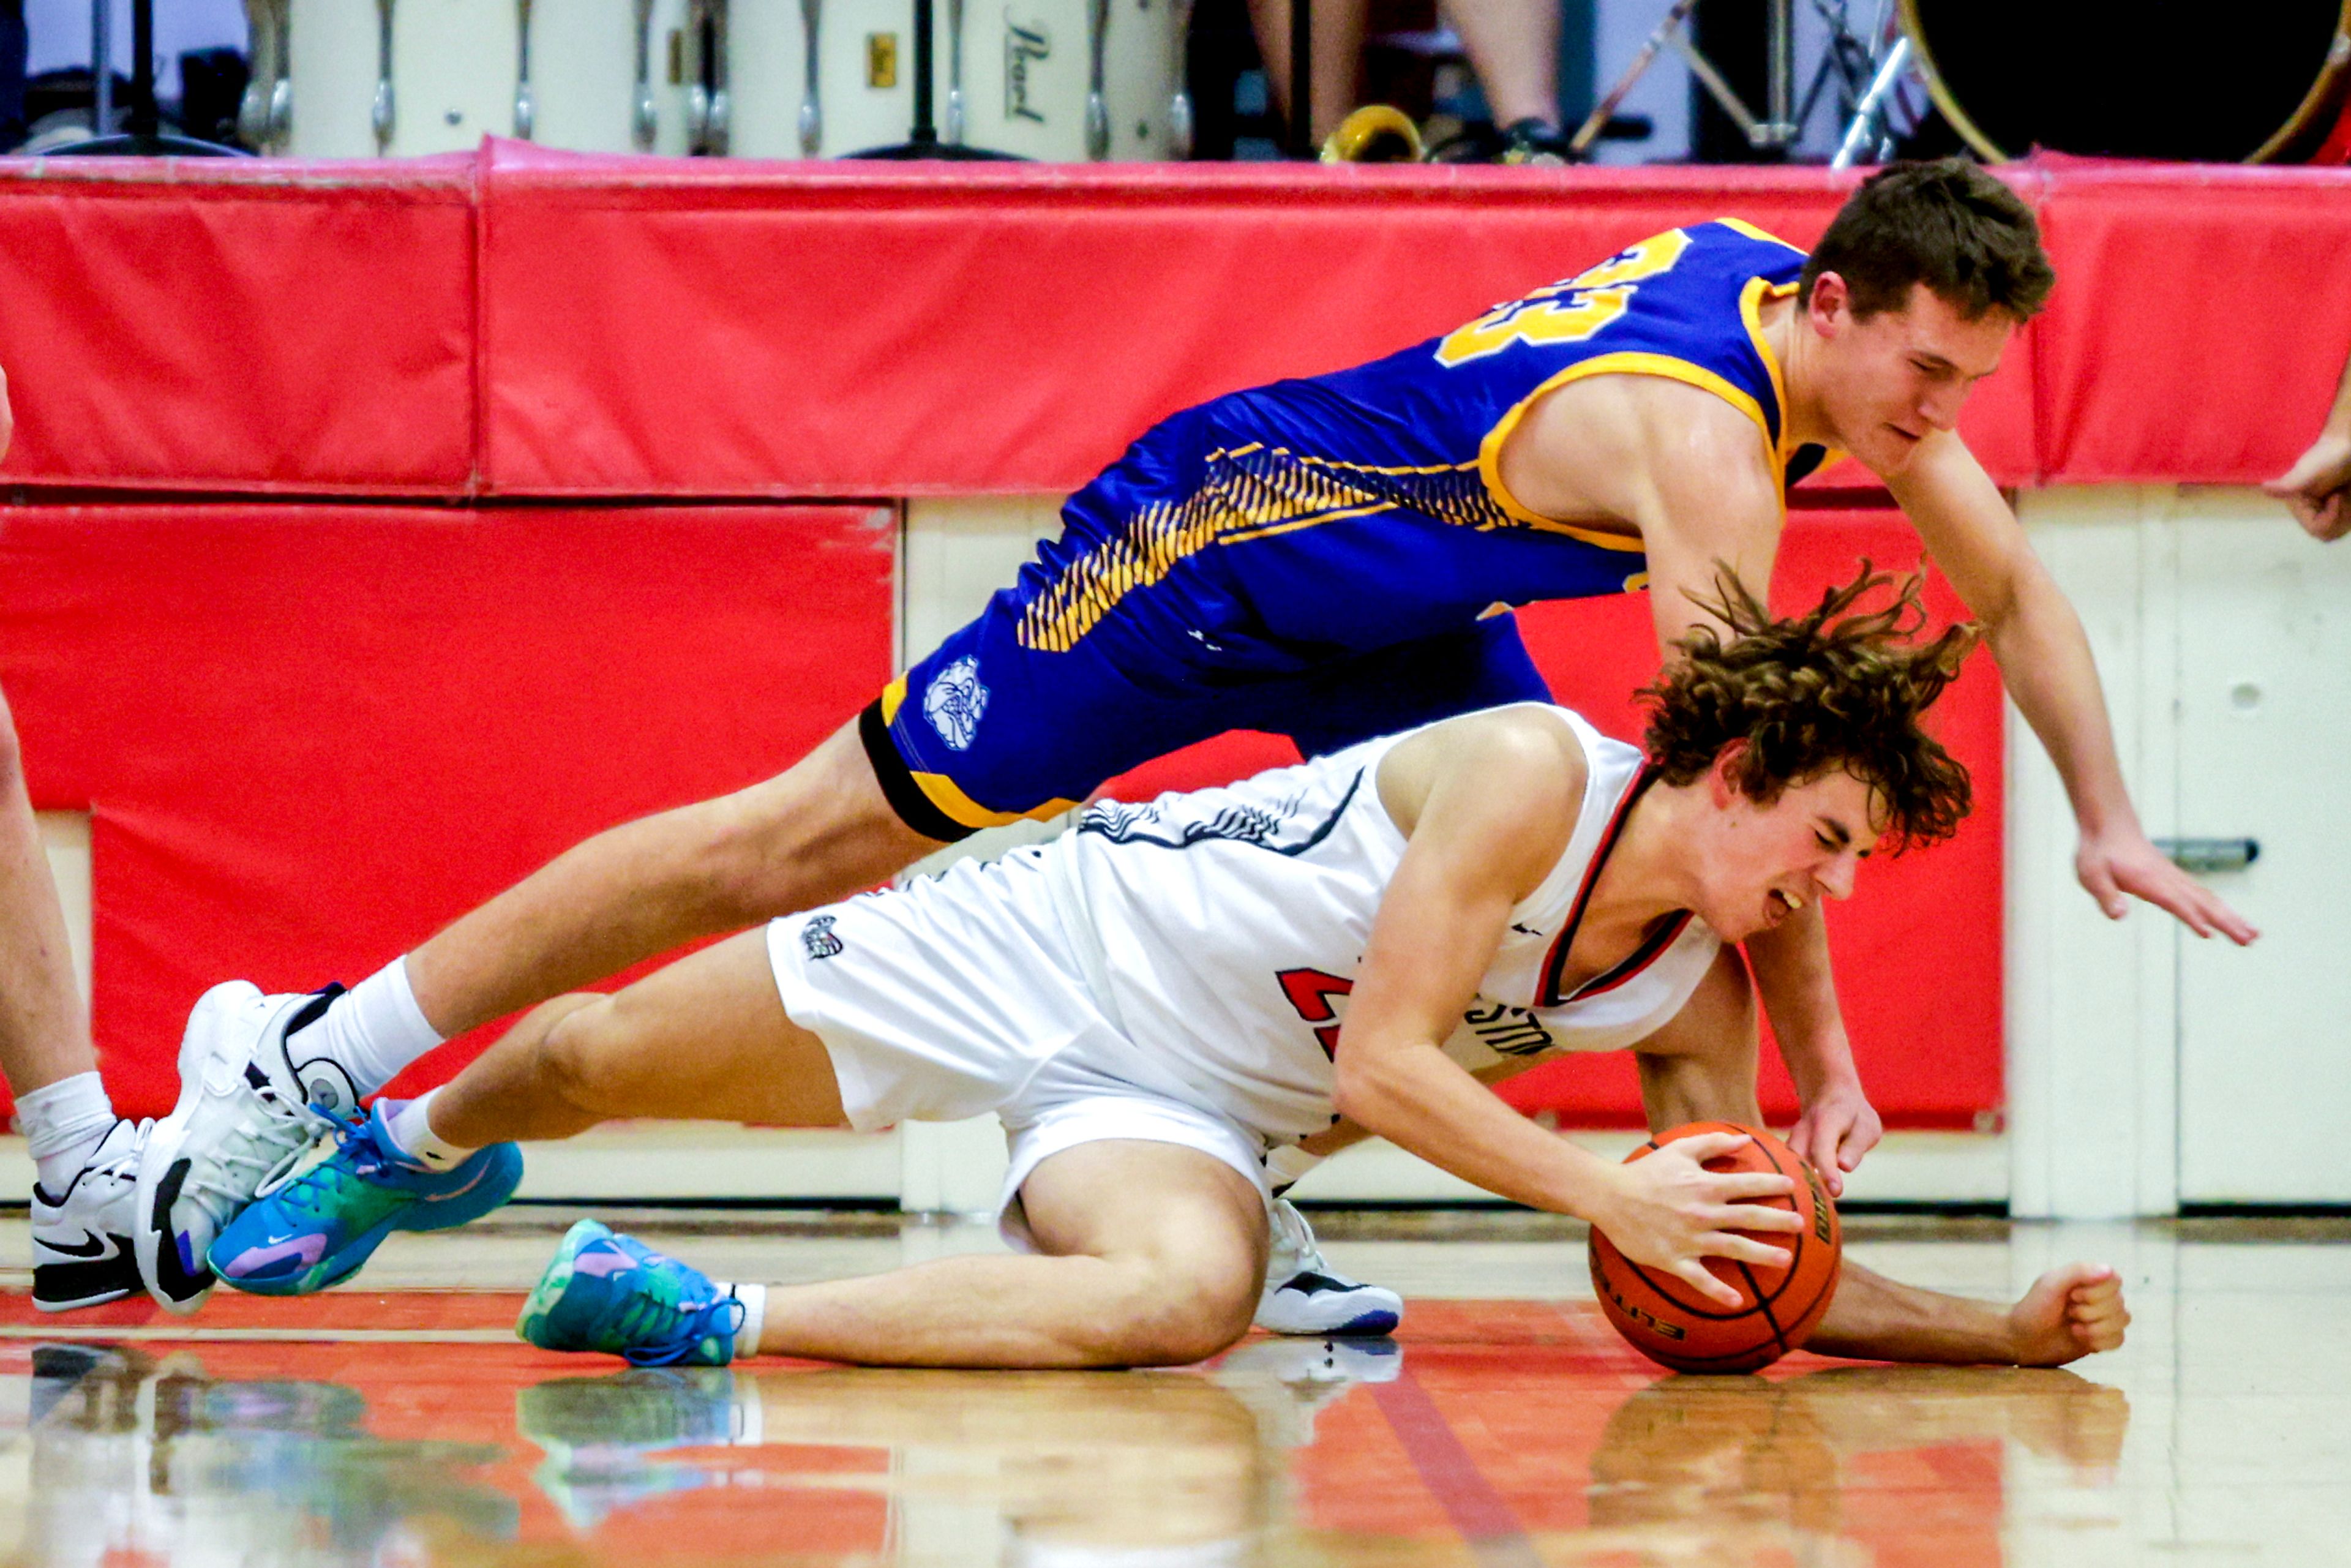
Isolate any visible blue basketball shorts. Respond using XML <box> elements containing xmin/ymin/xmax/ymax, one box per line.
<box><xmin>859</xmin><ymin>595</ymin><xmax>1551</xmax><ymax>842</ymax></box>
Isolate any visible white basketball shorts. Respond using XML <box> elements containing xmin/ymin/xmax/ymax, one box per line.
<box><xmin>763</xmin><ymin>847</ymin><xmax>1272</xmax><ymax>1250</ymax></box>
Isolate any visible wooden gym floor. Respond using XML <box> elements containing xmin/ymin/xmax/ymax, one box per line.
<box><xmin>0</xmin><ymin>1207</ymin><xmax>2340</xmax><ymax>1566</ymax></box>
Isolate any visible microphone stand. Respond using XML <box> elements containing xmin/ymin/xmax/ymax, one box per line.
<box><xmin>849</xmin><ymin>0</ymin><xmax>1024</xmax><ymax>160</ymax></box>
<box><xmin>53</xmin><ymin>0</ymin><xmax>248</xmax><ymax>155</ymax></box>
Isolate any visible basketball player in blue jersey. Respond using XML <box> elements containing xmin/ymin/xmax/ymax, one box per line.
<box><xmin>135</xmin><ymin>161</ymin><xmax>2245</xmax><ymax>1326</ymax></box>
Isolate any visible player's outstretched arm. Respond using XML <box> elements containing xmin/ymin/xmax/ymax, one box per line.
<box><xmin>1588</xmin><ymin>388</ymin><xmax>1884</xmax><ymax>1188</ymax></box>
<box><xmin>1333</xmin><ymin>713</ymin><xmax>1802</xmax><ymax>1308</ymax></box>
<box><xmin>1804</xmin><ymin>1258</ymin><xmax>2129</xmax><ymax>1368</ymax></box>
<box><xmin>1891</xmin><ymin>433</ymin><xmax>2256</xmax><ymax>945</ymax></box>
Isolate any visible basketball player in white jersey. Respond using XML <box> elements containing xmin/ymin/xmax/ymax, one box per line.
<box><xmin>212</xmin><ymin>569</ymin><xmax>2129</xmax><ymax>1370</ymax></box>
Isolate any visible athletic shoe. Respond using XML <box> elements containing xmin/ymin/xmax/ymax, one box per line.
<box><xmin>31</xmin><ymin>1119</ymin><xmax>149</xmax><ymax>1311</ymax></box>
<box><xmin>1254</xmin><ymin>1198</ymin><xmax>1403</xmax><ymax>1337</ymax></box>
<box><xmin>517</xmin><ymin>1220</ymin><xmax>745</xmax><ymax>1368</ymax></box>
<box><xmin>134</xmin><ymin>981</ymin><xmax>353</xmax><ymax>1313</ymax></box>
<box><xmin>207</xmin><ymin>1101</ymin><xmax>522</xmax><ymax>1295</ymax></box>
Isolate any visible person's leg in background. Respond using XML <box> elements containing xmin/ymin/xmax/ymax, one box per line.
<box><xmin>1439</xmin><ymin>0</ymin><xmax>1569</xmax><ymax>157</ymax></box>
<box><xmin>1245</xmin><ymin>0</ymin><xmax>1366</xmax><ymax>146</ymax></box>
<box><xmin>0</xmin><ymin>681</ymin><xmax>146</xmax><ymax>1310</ymax></box>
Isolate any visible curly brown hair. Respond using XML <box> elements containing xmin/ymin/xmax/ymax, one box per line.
<box><xmin>1641</xmin><ymin>566</ymin><xmax>1981</xmax><ymax>852</ymax></box>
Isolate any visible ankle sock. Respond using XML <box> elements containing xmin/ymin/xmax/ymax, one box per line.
<box><xmin>18</xmin><ymin>1072</ymin><xmax>116</xmax><ymax>1195</ymax></box>
<box><xmin>718</xmin><ymin>1281</ymin><xmax>767</xmax><ymax>1360</ymax></box>
<box><xmin>382</xmin><ymin>1089</ymin><xmax>476</xmax><ymax>1172</ymax></box>
<box><xmin>288</xmin><ymin>959</ymin><xmax>446</xmax><ymax>1100</ymax></box>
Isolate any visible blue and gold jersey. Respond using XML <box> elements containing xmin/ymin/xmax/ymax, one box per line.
<box><xmin>873</xmin><ymin>219</ymin><xmax>1832</xmax><ymax>836</ymax></box>
<box><xmin>1017</xmin><ymin>219</ymin><xmax>1824</xmax><ymax>660</ymax></box>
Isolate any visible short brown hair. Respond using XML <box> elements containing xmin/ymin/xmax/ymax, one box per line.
<box><xmin>1798</xmin><ymin>158</ymin><xmax>2055</xmax><ymax>323</ymax></box>
<box><xmin>1641</xmin><ymin>566</ymin><xmax>1980</xmax><ymax>852</ymax></box>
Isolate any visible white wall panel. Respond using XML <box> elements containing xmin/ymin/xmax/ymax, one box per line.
<box><xmin>2008</xmin><ymin>488</ymin><xmax>2180</xmax><ymax>1219</ymax></box>
<box><xmin>2173</xmin><ymin>494</ymin><xmax>2351</xmax><ymax>1203</ymax></box>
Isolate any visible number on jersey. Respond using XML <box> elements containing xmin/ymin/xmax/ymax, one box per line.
<box><xmin>1277</xmin><ymin>967</ymin><xmax>1355</xmax><ymax>1059</ymax></box>
<box><xmin>1434</xmin><ymin>228</ymin><xmax>1692</xmax><ymax>367</ymax></box>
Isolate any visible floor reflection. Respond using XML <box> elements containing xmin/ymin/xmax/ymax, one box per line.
<box><xmin>0</xmin><ymin>1319</ymin><xmax>2134</xmax><ymax>1567</ymax></box>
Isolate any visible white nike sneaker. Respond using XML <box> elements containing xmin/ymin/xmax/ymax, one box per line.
<box><xmin>32</xmin><ymin>1119</ymin><xmax>149</xmax><ymax>1311</ymax></box>
<box><xmin>133</xmin><ymin>981</ymin><xmax>354</xmax><ymax>1314</ymax></box>
<box><xmin>1254</xmin><ymin>1198</ymin><xmax>1403</xmax><ymax>1337</ymax></box>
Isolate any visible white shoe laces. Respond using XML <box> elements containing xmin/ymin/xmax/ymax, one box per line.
<box><xmin>179</xmin><ymin>1079</ymin><xmax>342</xmax><ymax>1217</ymax></box>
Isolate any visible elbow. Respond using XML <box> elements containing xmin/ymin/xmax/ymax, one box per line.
<box><xmin>1329</xmin><ymin>1052</ymin><xmax>1403</xmax><ymax>1133</ymax></box>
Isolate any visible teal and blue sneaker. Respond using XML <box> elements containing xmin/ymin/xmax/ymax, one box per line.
<box><xmin>517</xmin><ymin>1220</ymin><xmax>745</xmax><ymax>1368</ymax></box>
<box><xmin>206</xmin><ymin>1102</ymin><xmax>523</xmax><ymax>1294</ymax></box>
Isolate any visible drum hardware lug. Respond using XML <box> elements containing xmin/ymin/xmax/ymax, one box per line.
<box><xmin>942</xmin><ymin>0</ymin><xmax>966</xmax><ymax>144</ymax></box>
<box><xmin>2154</xmin><ymin>838</ymin><xmax>2261</xmax><ymax>874</ymax></box>
<box><xmin>633</xmin><ymin>0</ymin><xmax>659</xmax><ymax>148</ymax></box>
<box><xmin>238</xmin><ymin>0</ymin><xmax>291</xmax><ymax>151</ymax></box>
<box><xmin>1084</xmin><ymin>0</ymin><xmax>1109</xmax><ymax>157</ymax></box>
<box><xmin>686</xmin><ymin>0</ymin><xmax>722</xmax><ymax>152</ymax></box>
<box><xmin>372</xmin><ymin>0</ymin><xmax>397</xmax><ymax>152</ymax></box>
<box><xmin>798</xmin><ymin>0</ymin><xmax>823</xmax><ymax>153</ymax></box>
<box><xmin>1167</xmin><ymin>0</ymin><xmax>1193</xmax><ymax>156</ymax></box>
<box><xmin>514</xmin><ymin>0</ymin><xmax>537</xmax><ymax>139</ymax></box>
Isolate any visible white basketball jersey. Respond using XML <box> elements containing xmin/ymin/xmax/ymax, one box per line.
<box><xmin>1039</xmin><ymin>703</ymin><xmax>1724</xmax><ymax>1141</ymax></box>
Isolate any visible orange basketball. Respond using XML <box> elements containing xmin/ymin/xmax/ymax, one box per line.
<box><xmin>1588</xmin><ymin>1120</ymin><xmax>1842</xmax><ymax>1374</ymax></box>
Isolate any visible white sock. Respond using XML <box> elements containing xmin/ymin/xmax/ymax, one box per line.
<box><xmin>718</xmin><ymin>1281</ymin><xmax>767</xmax><ymax>1361</ymax></box>
<box><xmin>17</xmin><ymin>1072</ymin><xmax>116</xmax><ymax>1195</ymax></box>
<box><xmin>382</xmin><ymin>1088</ymin><xmax>476</xmax><ymax>1172</ymax></box>
<box><xmin>381</xmin><ymin>1086</ymin><xmax>477</xmax><ymax>1171</ymax></box>
<box><xmin>288</xmin><ymin>958</ymin><xmax>446</xmax><ymax>1099</ymax></box>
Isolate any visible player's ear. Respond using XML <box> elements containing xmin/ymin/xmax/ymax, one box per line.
<box><xmin>1807</xmin><ymin>272</ymin><xmax>1852</xmax><ymax>336</ymax></box>
<box><xmin>1706</xmin><ymin>741</ymin><xmax>1751</xmax><ymax>809</ymax></box>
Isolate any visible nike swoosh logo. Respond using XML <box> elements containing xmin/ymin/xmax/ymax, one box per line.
<box><xmin>40</xmin><ymin>1231</ymin><xmax>113</xmax><ymax>1261</ymax></box>
<box><xmin>149</xmin><ymin>1159</ymin><xmax>217</xmax><ymax>1304</ymax></box>
<box><xmin>426</xmin><ymin>1164</ymin><xmax>490</xmax><ymax>1202</ymax></box>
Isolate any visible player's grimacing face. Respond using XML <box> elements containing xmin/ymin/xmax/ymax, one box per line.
<box><xmin>1698</xmin><ymin>764</ymin><xmax>1884</xmax><ymax>942</ymax></box>
<box><xmin>1812</xmin><ymin>279</ymin><xmax>2014</xmax><ymax>475</ymax></box>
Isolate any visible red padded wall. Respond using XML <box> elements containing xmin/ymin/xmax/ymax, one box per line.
<box><xmin>1099</xmin><ymin>506</ymin><xmax>2002</xmax><ymax>1129</ymax></box>
<box><xmin>478</xmin><ymin>144</ymin><xmax>2038</xmax><ymax>498</ymax></box>
<box><xmin>2031</xmin><ymin>159</ymin><xmax>2351</xmax><ymax>484</ymax></box>
<box><xmin>0</xmin><ymin>158</ymin><xmax>478</xmax><ymax>495</ymax></box>
<box><xmin>0</xmin><ymin>504</ymin><xmax>893</xmax><ymax>1118</ymax></box>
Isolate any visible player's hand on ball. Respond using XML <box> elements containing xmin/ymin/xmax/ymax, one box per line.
<box><xmin>1594</xmin><ymin>1132</ymin><xmax>1802</xmax><ymax>1310</ymax></box>
<box><xmin>1787</xmin><ymin>1079</ymin><xmax>1881</xmax><ymax>1198</ymax></box>
<box><xmin>2007</xmin><ymin>1262</ymin><xmax>2130</xmax><ymax>1366</ymax></box>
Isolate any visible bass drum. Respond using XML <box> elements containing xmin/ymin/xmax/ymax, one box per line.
<box><xmin>285</xmin><ymin>0</ymin><xmax>520</xmax><ymax>156</ymax></box>
<box><xmin>1900</xmin><ymin>0</ymin><xmax>2351</xmax><ymax>163</ymax></box>
<box><xmin>526</xmin><ymin>0</ymin><xmax>697</xmax><ymax>154</ymax></box>
<box><xmin>727</xmin><ymin>0</ymin><xmax>930</xmax><ymax>157</ymax></box>
<box><xmin>953</xmin><ymin>0</ymin><xmax>1179</xmax><ymax>160</ymax></box>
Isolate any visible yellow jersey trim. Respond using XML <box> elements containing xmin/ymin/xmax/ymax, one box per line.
<box><xmin>908</xmin><ymin>769</ymin><xmax>1082</xmax><ymax>831</ymax></box>
<box><xmin>1475</xmin><ymin>350</ymin><xmax>1775</xmax><ymax>547</ymax></box>
<box><xmin>1739</xmin><ymin>276</ymin><xmax>1802</xmax><ymax>467</ymax></box>
<box><xmin>879</xmin><ymin>675</ymin><xmax>909</xmax><ymax>726</ymax></box>
<box><xmin>1717</xmin><ymin>216</ymin><xmax>1801</xmax><ymax>249</ymax></box>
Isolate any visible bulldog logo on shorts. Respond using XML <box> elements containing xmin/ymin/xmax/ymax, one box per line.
<box><xmin>923</xmin><ymin>656</ymin><xmax>989</xmax><ymax>752</ymax></box>
<box><xmin>802</xmin><ymin>914</ymin><xmax>844</xmax><ymax>960</ymax></box>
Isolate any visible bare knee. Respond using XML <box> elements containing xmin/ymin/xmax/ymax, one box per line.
<box><xmin>1084</xmin><ymin>1256</ymin><xmax>1259</xmax><ymax>1368</ymax></box>
<box><xmin>531</xmin><ymin>994</ymin><xmax>626</xmax><ymax>1116</ymax></box>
